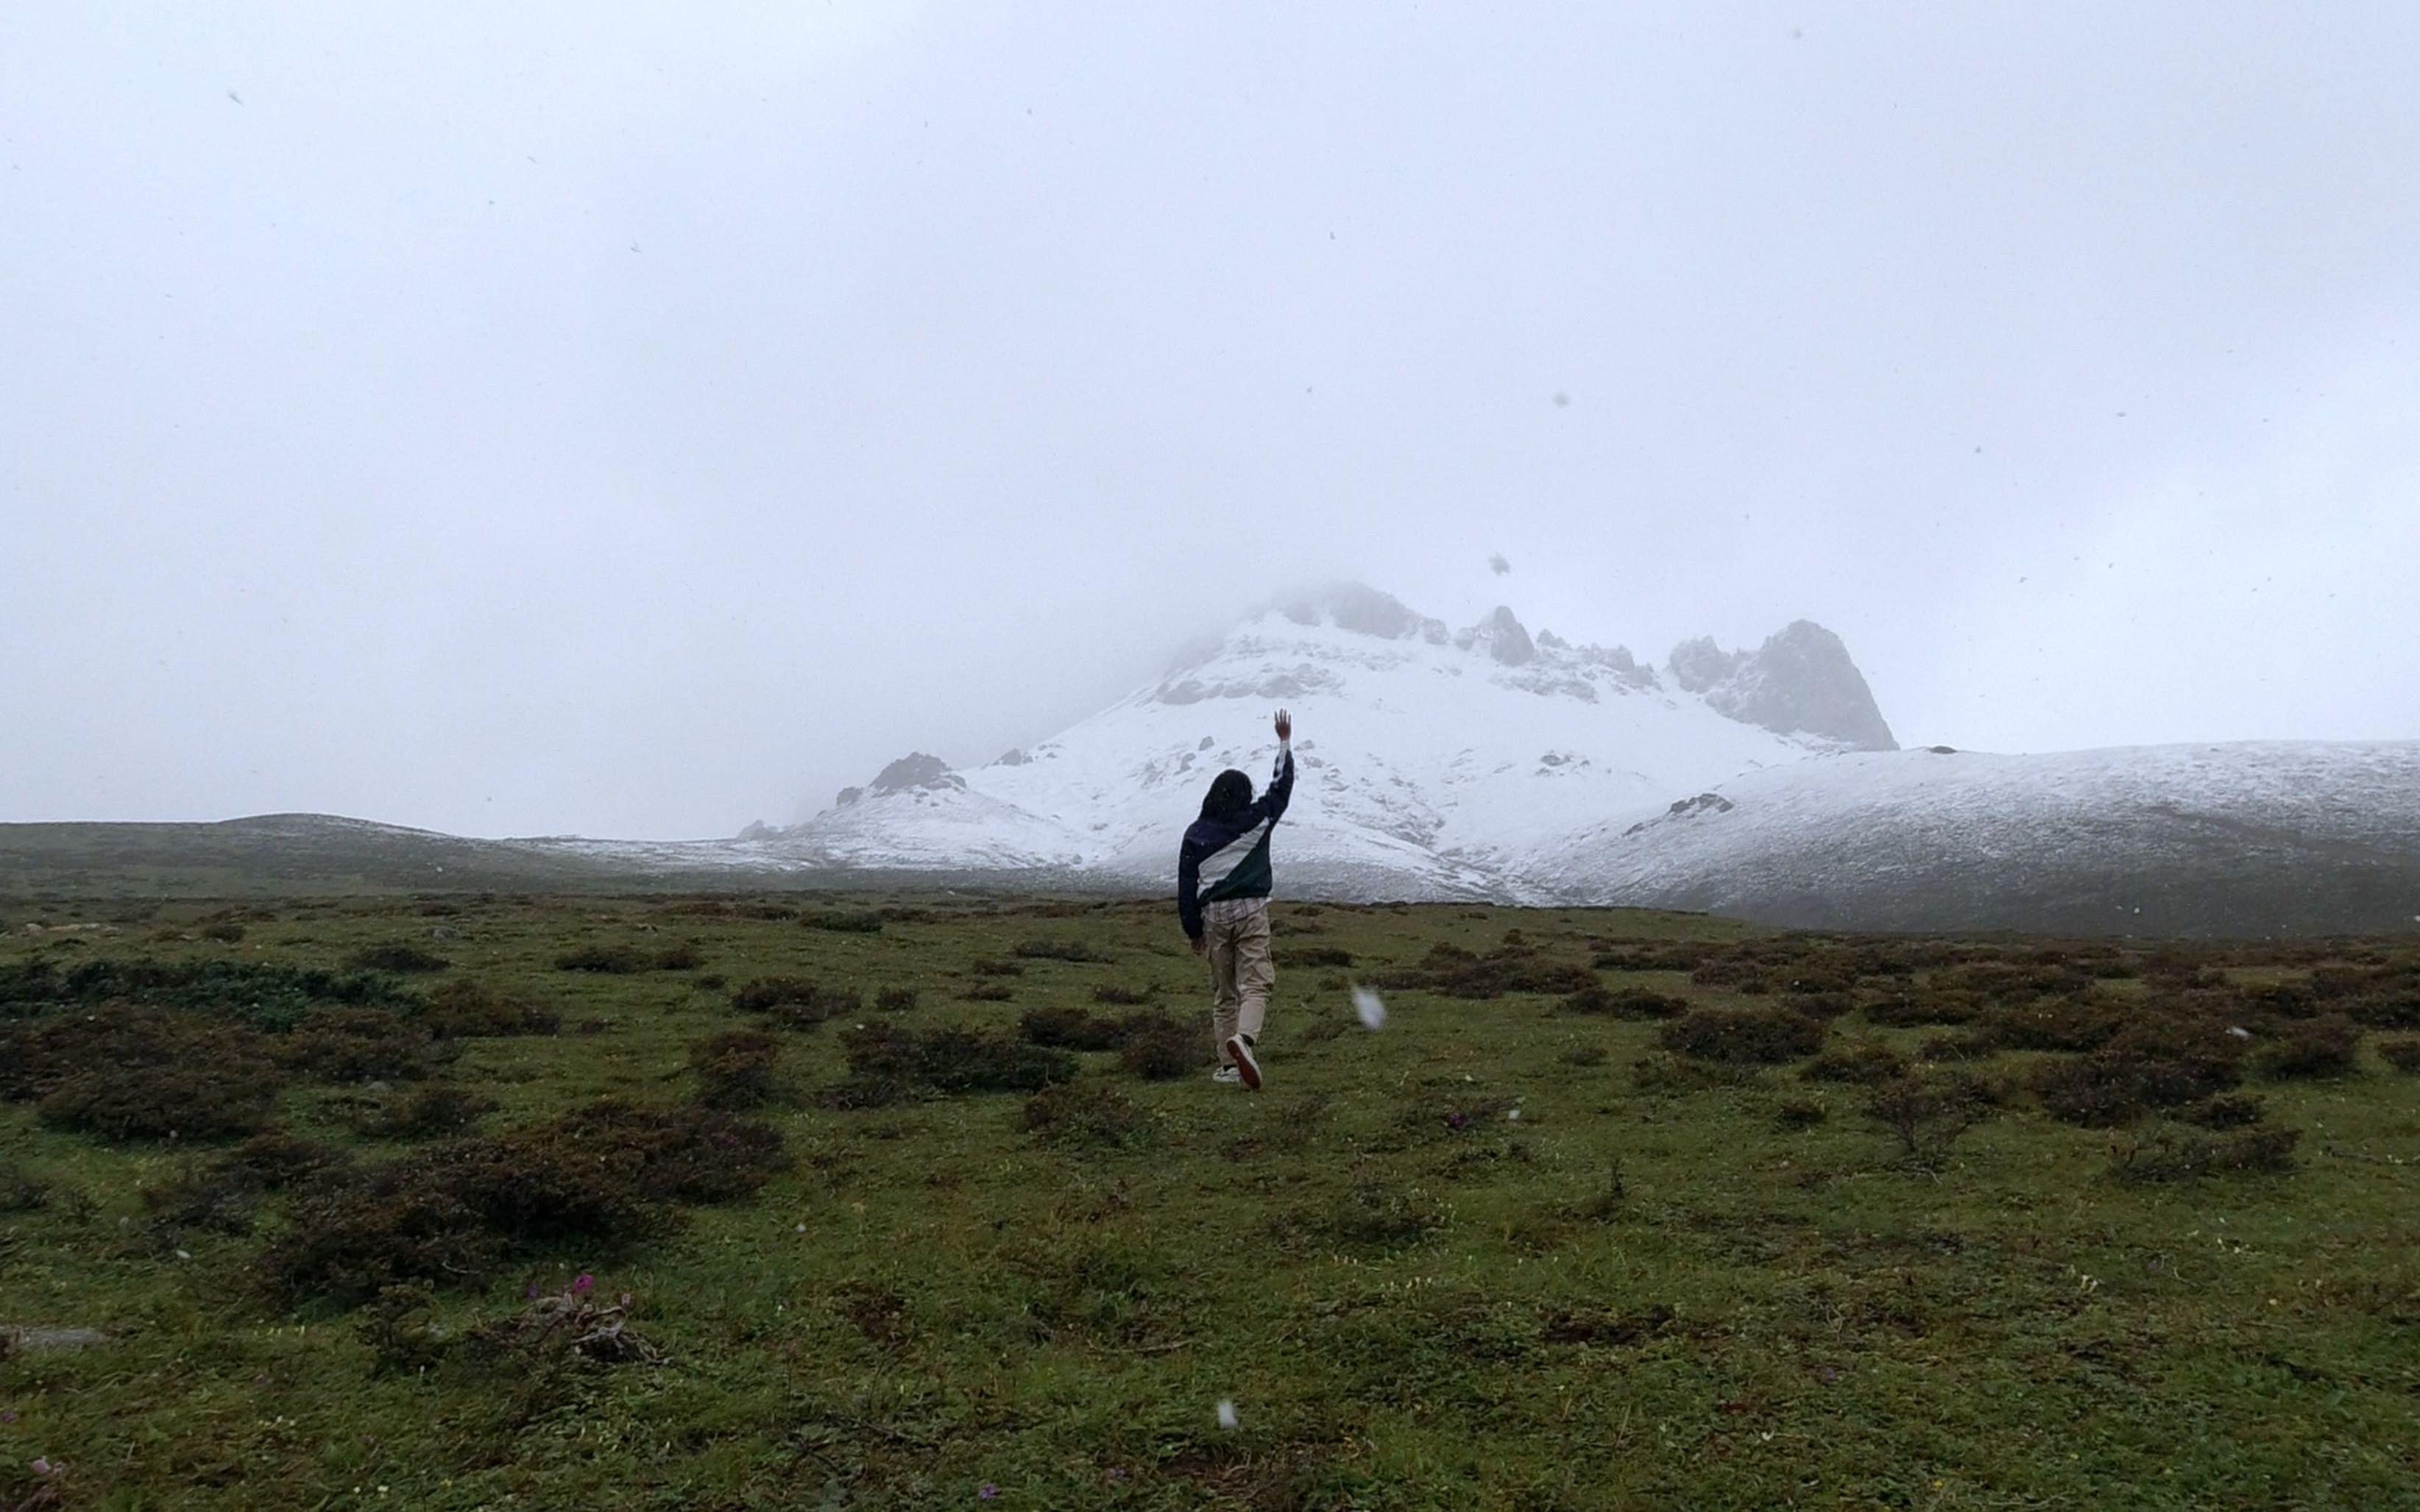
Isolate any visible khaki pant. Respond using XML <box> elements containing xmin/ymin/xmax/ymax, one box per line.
<box><xmin>1204</xmin><ymin>904</ymin><xmax>1275</xmax><ymax>1064</ymax></box>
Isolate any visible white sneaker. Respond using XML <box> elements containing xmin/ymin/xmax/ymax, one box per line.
<box><xmin>1223</xmin><ymin>1035</ymin><xmax>1262</xmax><ymax>1091</ymax></box>
<box><xmin>1211</xmin><ymin>1065</ymin><xmax>1242</xmax><ymax>1085</ymax></box>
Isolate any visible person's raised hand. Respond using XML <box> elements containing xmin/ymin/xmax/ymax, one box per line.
<box><xmin>1189</xmin><ymin>934</ymin><xmax>1206</xmax><ymax>956</ymax></box>
<box><xmin>1274</xmin><ymin>708</ymin><xmax>1292</xmax><ymax>742</ymax></box>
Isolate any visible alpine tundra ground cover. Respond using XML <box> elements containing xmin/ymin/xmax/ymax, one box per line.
<box><xmin>3</xmin><ymin>895</ymin><xmax>2419</xmax><ymax>1510</ymax></box>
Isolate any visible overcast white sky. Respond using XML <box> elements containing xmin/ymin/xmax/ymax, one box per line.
<box><xmin>5</xmin><ymin>3</ymin><xmax>2416</xmax><ymax>838</ymax></box>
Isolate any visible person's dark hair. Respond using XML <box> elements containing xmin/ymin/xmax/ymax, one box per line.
<box><xmin>1200</xmin><ymin>769</ymin><xmax>1253</xmax><ymax>820</ymax></box>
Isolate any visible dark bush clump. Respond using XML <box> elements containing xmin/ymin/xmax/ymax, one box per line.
<box><xmin>1800</xmin><ymin>1042</ymin><xmax>1908</xmax><ymax>1085</ymax></box>
<box><xmin>1559</xmin><ymin>984</ymin><xmax>1688</xmax><ymax>1019</ymax></box>
<box><xmin>1019</xmin><ymin>1006</ymin><xmax>1128</xmax><ymax>1051</ymax></box>
<box><xmin>1374</xmin><ymin>941</ymin><xmax>1595</xmax><ymax>1000</ymax></box>
<box><xmin>2250</xmin><ymin>1014</ymin><xmax>2361</xmax><ymax>1082</ymax></box>
<box><xmin>144</xmin><ymin>1132</ymin><xmax>350</xmax><ymax>1238</ymax></box>
<box><xmin>2377</xmin><ymin>1037</ymin><xmax>2420</xmax><ymax>1073</ymax></box>
<box><xmin>280</xmin><ymin>1008</ymin><xmax>442</xmax><ymax>1084</ymax></box>
<box><xmin>199</xmin><ymin>920</ymin><xmax>247</xmax><ymax>943</ymax></box>
<box><xmin>344</xmin><ymin>943</ymin><xmax>452</xmax><ymax>974</ymax></box>
<box><xmin>874</xmin><ymin>986</ymin><xmax>919</xmax><ymax>1013</ymax></box>
<box><xmin>689</xmin><ymin>1029</ymin><xmax>786</xmax><ymax>1109</ymax></box>
<box><xmin>1090</xmin><ymin>984</ymin><xmax>1156</xmax><ymax>1006</ymax></box>
<box><xmin>960</xmin><ymin>982</ymin><xmax>1015</xmax><ymax>1002</ymax></box>
<box><xmin>2179</xmin><ymin>1093</ymin><xmax>2268</xmax><ymax>1129</ymax></box>
<box><xmin>553</xmin><ymin>943</ymin><xmax>699</xmax><ymax>974</ymax></box>
<box><xmin>1114</xmin><ymin>1015</ymin><xmax>1200</xmax><ymax>1082</ymax></box>
<box><xmin>263</xmin><ymin>1101</ymin><xmax>787</xmax><ymax>1305</ymax></box>
<box><xmin>1864</xmin><ymin>1073</ymin><xmax>1997</xmax><ymax>1163</ymax></box>
<box><xmin>1775</xmin><ymin>1097</ymin><xmax>1830</xmax><ymax>1130</ymax></box>
<box><xmin>1917</xmin><ymin>1031</ymin><xmax>2001</xmax><ymax>1062</ymax></box>
<box><xmin>1277</xmin><ymin>945</ymin><xmax>1354</xmax><ymax>968</ymax></box>
<box><xmin>828</xmin><ymin>1023</ymin><xmax>1077</xmax><ymax>1107</ymax></box>
<box><xmin>1022</xmin><ymin>1082</ymin><xmax>1151</xmax><ymax>1148</ymax></box>
<box><xmin>2028</xmin><ymin>1032</ymin><xmax>2242</xmax><ymax>1127</ymax></box>
<box><xmin>803</xmin><ymin>909</ymin><xmax>885</xmax><ymax>934</ymax></box>
<box><xmin>421</xmin><ymin>979</ymin><xmax>560</xmax><ymax>1037</ymax></box>
<box><xmin>8</xmin><ymin>1007</ymin><xmax>282</xmax><ymax>1143</ymax></box>
<box><xmin>1862</xmin><ymin>988</ymin><xmax>1986</xmax><ymax>1027</ymax></box>
<box><xmin>0</xmin><ymin>955</ymin><xmax>414</xmax><ymax>1030</ymax></box>
<box><xmin>353</xmin><ymin>1084</ymin><xmax>496</xmax><ymax>1140</ymax></box>
<box><xmin>731</xmin><ymin>976</ymin><xmax>855</xmax><ymax>1030</ymax></box>
<box><xmin>554</xmin><ymin>944</ymin><xmax>647</xmax><ymax>974</ymax></box>
<box><xmin>1783</xmin><ymin>991</ymin><xmax>1858</xmax><ymax>1022</ymax></box>
<box><xmin>1012</xmin><ymin>938</ymin><xmax>1110</xmax><ymax>963</ymax></box>
<box><xmin>1659</xmin><ymin>1007</ymin><xmax>1828</xmax><ymax>1065</ymax></box>
<box><xmin>2111</xmin><ymin>1124</ymin><xmax>2301</xmax><ymax>1184</ymax></box>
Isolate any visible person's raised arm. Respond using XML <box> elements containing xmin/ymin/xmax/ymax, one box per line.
<box><xmin>1261</xmin><ymin>707</ymin><xmax>1296</xmax><ymax>822</ymax></box>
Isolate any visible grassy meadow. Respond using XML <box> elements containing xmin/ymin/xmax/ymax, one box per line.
<box><xmin>4</xmin><ymin>892</ymin><xmax>2419</xmax><ymax>1510</ymax></box>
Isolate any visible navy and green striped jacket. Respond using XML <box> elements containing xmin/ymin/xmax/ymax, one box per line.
<box><xmin>1176</xmin><ymin>744</ymin><xmax>1296</xmax><ymax>941</ymax></box>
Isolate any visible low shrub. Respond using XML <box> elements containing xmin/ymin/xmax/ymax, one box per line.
<box><xmin>1277</xmin><ymin>945</ymin><xmax>1354</xmax><ymax>968</ymax></box>
<box><xmin>554</xmin><ymin>944</ymin><xmax>645</xmax><ymax>974</ymax></box>
<box><xmin>1863</xmin><ymin>990</ymin><xmax>1986</xmax><ymax>1028</ymax></box>
<box><xmin>1917</xmin><ymin>1031</ymin><xmax>2000</xmax><ymax>1062</ymax></box>
<box><xmin>1374</xmin><ymin>942</ymin><xmax>1595</xmax><ymax>1000</ymax></box>
<box><xmin>263</xmin><ymin>1101</ymin><xmax>787</xmax><ymax>1305</ymax></box>
<box><xmin>1019</xmin><ymin>1005</ymin><xmax>1128</xmax><ymax>1052</ymax></box>
<box><xmin>421</xmin><ymin>979</ymin><xmax>560</xmax><ymax>1037</ymax></box>
<box><xmin>1090</xmin><ymin>984</ymin><xmax>1156</xmax><ymax>1006</ymax></box>
<box><xmin>1558</xmin><ymin>984</ymin><xmax>1687</xmax><ymax>1019</ymax></box>
<box><xmin>828</xmin><ymin>1023</ymin><xmax>1077</xmax><ymax>1107</ymax></box>
<box><xmin>199</xmin><ymin>920</ymin><xmax>247</xmax><ymax>943</ymax></box>
<box><xmin>144</xmin><ymin>1133</ymin><xmax>350</xmax><ymax>1238</ymax></box>
<box><xmin>1557</xmin><ymin>1042</ymin><xmax>1607</xmax><ymax>1068</ymax></box>
<box><xmin>969</xmin><ymin>959</ymin><xmax>1025</xmax><ymax>978</ymax></box>
<box><xmin>1800</xmin><ymin>1042</ymin><xmax>1907</xmax><ymax>1085</ymax></box>
<box><xmin>2377</xmin><ymin>1037</ymin><xmax>2420</xmax><ymax>1073</ymax></box>
<box><xmin>2111</xmin><ymin>1124</ymin><xmax>2301</xmax><ymax>1184</ymax></box>
<box><xmin>1660</xmin><ymin>1007</ymin><xmax>1828</xmax><ymax>1065</ymax></box>
<box><xmin>280</xmin><ymin>1008</ymin><xmax>442</xmax><ymax>1084</ymax></box>
<box><xmin>730</xmin><ymin>977</ymin><xmax>855</xmax><ymax>1030</ymax></box>
<box><xmin>689</xmin><ymin>1029</ymin><xmax>787</xmax><ymax>1110</ymax></box>
<box><xmin>959</xmin><ymin>983</ymin><xmax>1015</xmax><ymax>1002</ymax></box>
<box><xmin>11</xmin><ymin>1007</ymin><xmax>283</xmax><ymax>1143</ymax></box>
<box><xmin>2249</xmin><ymin>1014</ymin><xmax>2361</xmax><ymax>1082</ymax></box>
<box><xmin>874</xmin><ymin>987</ymin><xmax>919</xmax><ymax>1014</ymax></box>
<box><xmin>1775</xmin><ymin>1097</ymin><xmax>1830</xmax><ymax>1130</ymax></box>
<box><xmin>1013</xmin><ymin>939</ymin><xmax>1111</xmax><ymax>963</ymax></box>
<box><xmin>353</xmin><ymin>1085</ymin><xmax>496</xmax><ymax>1140</ymax></box>
<box><xmin>1864</xmin><ymin>1073</ymin><xmax>1996</xmax><ymax>1163</ymax></box>
<box><xmin>554</xmin><ymin>943</ymin><xmax>699</xmax><ymax>974</ymax></box>
<box><xmin>803</xmin><ymin>909</ymin><xmax>885</xmax><ymax>934</ymax></box>
<box><xmin>1115</xmin><ymin>1015</ymin><xmax>1200</xmax><ymax>1081</ymax></box>
<box><xmin>0</xmin><ymin>1162</ymin><xmax>48</xmax><ymax>1213</ymax></box>
<box><xmin>344</xmin><ymin>943</ymin><xmax>452</xmax><ymax>974</ymax></box>
<box><xmin>1021</xmin><ymin>1082</ymin><xmax>1151</xmax><ymax>1148</ymax></box>
<box><xmin>2179</xmin><ymin>1093</ymin><xmax>2268</xmax><ymax>1129</ymax></box>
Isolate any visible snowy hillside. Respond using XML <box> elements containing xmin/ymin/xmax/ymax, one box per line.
<box><xmin>1538</xmin><ymin>741</ymin><xmax>2420</xmax><ymax>937</ymax></box>
<box><xmin>771</xmin><ymin>585</ymin><xmax>1890</xmax><ymax>896</ymax></box>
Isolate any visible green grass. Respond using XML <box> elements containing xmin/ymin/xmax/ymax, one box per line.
<box><xmin>4</xmin><ymin>895</ymin><xmax>2419</xmax><ymax>1509</ymax></box>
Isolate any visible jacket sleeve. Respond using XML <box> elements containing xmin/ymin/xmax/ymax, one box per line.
<box><xmin>1176</xmin><ymin>834</ymin><xmax>1205</xmax><ymax>940</ymax></box>
<box><xmin>1257</xmin><ymin>743</ymin><xmax>1296</xmax><ymax>823</ymax></box>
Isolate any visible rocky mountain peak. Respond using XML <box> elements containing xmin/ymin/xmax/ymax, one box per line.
<box><xmin>1455</xmin><ymin>606</ymin><xmax>1538</xmax><ymax>666</ymax></box>
<box><xmin>1666</xmin><ymin>621</ymin><xmax>1895</xmax><ymax>750</ymax></box>
<box><xmin>834</xmin><ymin>751</ymin><xmax>963</xmax><ymax>809</ymax></box>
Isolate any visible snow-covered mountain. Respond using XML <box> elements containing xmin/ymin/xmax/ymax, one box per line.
<box><xmin>1538</xmin><ymin>740</ymin><xmax>2420</xmax><ymax>937</ymax></box>
<box><xmin>768</xmin><ymin>584</ymin><xmax>1893</xmax><ymax>898</ymax></box>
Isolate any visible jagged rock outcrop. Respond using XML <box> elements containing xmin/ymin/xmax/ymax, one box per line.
<box><xmin>836</xmin><ymin>752</ymin><xmax>963</xmax><ymax>808</ymax></box>
<box><xmin>1667</xmin><ymin>621</ymin><xmax>1896</xmax><ymax>751</ymax></box>
<box><xmin>1455</xmin><ymin>606</ymin><xmax>1538</xmax><ymax>666</ymax></box>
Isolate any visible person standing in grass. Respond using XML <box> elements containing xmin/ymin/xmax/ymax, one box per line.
<box><xmin>1177</xmin><ymin>708</ymin><xmax>1296</xmax><ymax>1090</ymax></box>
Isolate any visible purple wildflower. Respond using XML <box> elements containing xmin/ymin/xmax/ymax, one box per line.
<box><xmin>1446</xmin><ymin>1111</ymin><xmax>1467</xmax><ymax>1129</ymax></box>
<box><xmin>572</xmin><ymin>1273</ymin><xmax>595</xmax><ymax>1295</ymax></box>
<box><xmin>979</xmin><ymin>1485</ymin><xmax>997</xmax><ymax>1499</ymax></box>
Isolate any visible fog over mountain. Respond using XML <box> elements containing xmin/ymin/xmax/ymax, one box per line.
<box><xmin>5</xmin><ymin>4</ymin><xmax>2418</xmax><ymax>839</ymax></box>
